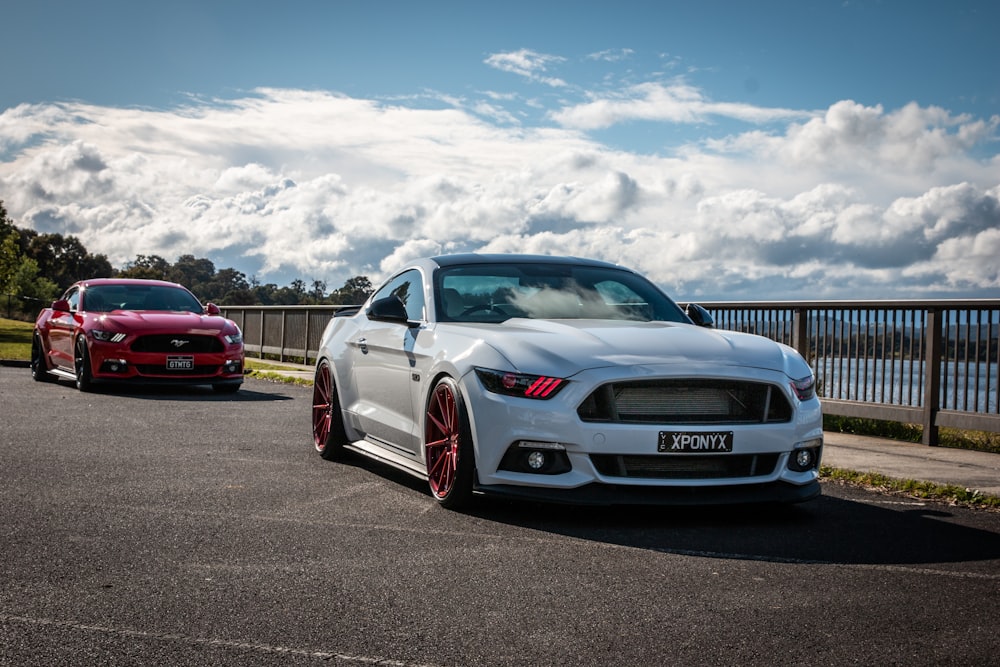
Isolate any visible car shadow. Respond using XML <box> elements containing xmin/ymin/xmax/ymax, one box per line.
<box><xmin>339</xmin><ymin>455</ymin><xmax>1000</xmax><ymax>568</ymax></box>
<box><xmin>466</xmin><ymin>488</ymin><xmax>1000</xmax><ymax>568</ymax></box>
<box><xmin>67</xmin><ymin>381</ymin><xmax>293</xmax><ymax>402</ymax></box>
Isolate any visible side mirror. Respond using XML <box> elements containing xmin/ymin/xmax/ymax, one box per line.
<box><xmin>52</xmin><ymin>299</ymin><xmax>71</xmax><ymax>313</ymax></box>
<box><xmin>366</xmin><ymin>295</ymin><xmax>416</xmax><ymax>326</ymax></box>
<box><xmin>205</xmin><ymin>303</ymin><xmax>221</xmax><ymax>315</ymax></box>
<box><xmin>685</xmin><ymin>303</ymin><xmax>715</xmax><ymax>328</ymax></box>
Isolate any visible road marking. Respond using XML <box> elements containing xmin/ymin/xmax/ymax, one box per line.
<box><xmin>0</xmin><ymin>613</ymin><xmax>440</xmax><ymax>666</ymax></box>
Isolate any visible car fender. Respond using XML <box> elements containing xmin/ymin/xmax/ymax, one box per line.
<box><xmin>413</xmin><ymin>328</ymin><xmax>513</xmax><ymax>468</ymax></box>
<box><xmin>316</xmin><ymin>315</ymin><xmax>361</xmax><ymax>440</ymax></box>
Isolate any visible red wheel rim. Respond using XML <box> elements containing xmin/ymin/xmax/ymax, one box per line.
<box><xmin>312</xmin><ymin>362</ymin><xmax>333</xmax><ymax>450</ymax></box>
<box><xmin>425</xmin><ymin>383</ymin><xmax>459</xmax><ymax>499</ymax></box>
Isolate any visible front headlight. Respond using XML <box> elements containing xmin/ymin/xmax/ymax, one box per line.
<box><xmin>475</xmin><ymin>367</ymin><xmax>568</xmax><ymax>400</ymax></box>
<box><xmin>790</xmin><ymin>374</ymin><xmax>815</xmax><ymax>401</ymax></box>
<box><xmin>91</xmin><ymin>329</ymin><xmax>126</xmax><ymax>343</ymax></box>
<box><xmin>224</xmin><ymin>332</ymin><xmax>243</xmax><ymax>345</ymax></box>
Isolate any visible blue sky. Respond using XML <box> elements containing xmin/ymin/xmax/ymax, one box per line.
<box><xmin>2</xmin><ymin>0</ymin><xmax>998</xmax><ymax>299</ymax></box>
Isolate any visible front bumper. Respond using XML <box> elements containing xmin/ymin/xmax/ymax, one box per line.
<box><xmin>88</xmin><ymin>342</ymin><xmax>244</xmax><ymax>386</ymax></box>
<box><xmin>474</xmin><ymin>478</ymin><xmax>822</xmax><ymax>506</ymax></box>
<box><xmin>461</xmin><ymin>363</ymin><xmax>824</xmax><ymax>502</ymax></box>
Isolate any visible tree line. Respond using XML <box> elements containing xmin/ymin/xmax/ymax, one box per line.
<box><xmin>0</xmin><ymin>200</ymin><xmax>373</xmax><ymax>319</ymax></box>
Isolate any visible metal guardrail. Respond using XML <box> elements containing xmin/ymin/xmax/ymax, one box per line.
<box><xmin>704</xmin><ymin>300</ymin><xmax>1000</xmax><ymax>445</ymax></box>
<box><xmin>219</xmin><ymin>305</ymin><xmax>352</xmax><ymax>366</ymax></box>
<box><xmin>220</xmin><ymin>300</ymin><xmax>1000</xmax><ymax>445</ymax></box>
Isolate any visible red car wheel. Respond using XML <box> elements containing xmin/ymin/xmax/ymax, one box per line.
<box><xmin>312</xmin><ymin>360</ymin><xmax>347</xmax><ymax>460</ymax></box>
<box><xmin>424</xmin><ymin>377</ymin><xmax>474</xmax><ymax>509</ymax></box>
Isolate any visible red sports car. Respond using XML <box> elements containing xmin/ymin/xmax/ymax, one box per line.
<box><xmin>32</xmin><ymin>278</ymin><xmax>244</xmax><ymax>393</ymax></box>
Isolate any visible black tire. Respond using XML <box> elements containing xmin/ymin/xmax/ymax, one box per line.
<box><xmin>312</xmin><ymin>359</ymin><xmax>348</xmax><ymax>461</ymax></box>
<box><xmin>74</xmin><ymin>337</ymin><xmax>93</xmax><ymax>392</ymax></box>
<box><xmin>424</xmin><ymin>376</ymin><xmax>475</xmax><ymax>510</ymax></box>
<box><xmin>30</xmin><ymin>333</ymin><xmax>54</xmax><ymax>382</ymax></box>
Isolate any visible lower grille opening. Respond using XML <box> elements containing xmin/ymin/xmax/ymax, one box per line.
<box><xmin>590</xmin><ymin>453</ymin><xmax>779</xmax><ymax>479</ymax></box>
<box><xmin>135</xmin><ymin>365</ymin><xmax>220</xmax><ymax>376</ymax></box>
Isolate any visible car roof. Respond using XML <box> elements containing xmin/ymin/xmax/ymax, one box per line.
<box><xmin>75</xmin><ymin>278</ymin><xmax>187</xmax><ymax>289</ymax></box>
<box><xmin>428</xmin><ymin>253</ymin><xmax>625</xmax><ymax>270</ymax></box>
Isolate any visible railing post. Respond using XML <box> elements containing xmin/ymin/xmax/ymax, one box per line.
<box><xmin>923</xmin><ymin>308</ymin><xmax>943</xmax><ymax>446</ymax></box>
<box><xmin>279</xmin><ymin>308</ymin><xmax>287</xmax><ymax>362</ymax></box>
<box><xmin>258</xmin><ymin>309</ymin><xmax>265</xmax><ymax>360</ymax></box>
<box><xmin>793</xmin><ymin>307</ymin><xmax>810</xmax><ymax>362</ymax></box>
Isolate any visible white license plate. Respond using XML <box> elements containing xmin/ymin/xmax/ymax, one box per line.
<box><xmin>166</xmin><ymin>356</ymin><xmax>194</xmax><ymax>370</ymax></box>
<box><xmin>657</xmin><ymin>431</ymin><xmax>734</xmax><ymax>453</ymax></box>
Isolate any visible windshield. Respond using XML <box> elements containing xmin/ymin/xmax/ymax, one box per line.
<box><xmin>435</xmin><ymin>263</ymin><xmax>688</xmax><ymax>324</ymax></box>
<box><xmin>82</xmin><ymin>284</ymin><xmax>204</xmax><ymax>314</ymax></box>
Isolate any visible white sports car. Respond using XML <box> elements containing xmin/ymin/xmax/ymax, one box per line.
<box><xmin>311</xmin><ymin>254</ymin><xmax>823</xmax><ymax>509</ymax></box>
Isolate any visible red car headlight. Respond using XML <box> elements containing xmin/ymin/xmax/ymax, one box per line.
<box><xmin>91</xmin><ymin>330</ymin><xmax>126</xmax><ymax>343</ymax></box>
<box><xmin>475</xmin><ymin>367</ymin><xmax>567</xmax><ymax>400</ymax></box>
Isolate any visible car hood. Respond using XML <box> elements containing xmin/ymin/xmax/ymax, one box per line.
<box><xmin>465</xmin><ymin>319</ymin><xmax>797</xmax><ymax>378</ymax></box>
<box><xmin>97</xmin><ymin>311</ymin><xmax>236</xmax><ymax>334</ymax></box>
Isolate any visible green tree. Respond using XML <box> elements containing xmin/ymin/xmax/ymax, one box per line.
<box><xmin>9</xmin><ymin>256</ymin><xmax>59</xmax><ymax>314</ymax></box>
<box><xmin>25</xmin><ymin>232</ymin><xmax>113</xmax><ymax>288</ymax></box>
<box><xmin>168</xmin><ymin>254</ymin><xmax>216</xmax><ymax>294</ymax></box>
<box><xmin>118</xmin><ymin>254</ymin><xmax>170</xmax><ymax>280</ymax></box>
<box><xmin>251</xmin><ymin>281</ymin><xmax>281</xmax><ymax>305</ymax></box>
<box><xmin>328</xmin><ymin>276</ymin><xmax>373</xmax><ymax>305</ymax></box>
<box><xmin>207</xmin><ymin>267</ymin><xmax>252</xmax><ymax>304</ymax></box>
<box><xmin>0</xmin><ymin>201</ymin><xmax>13</xmax><ymax>239</ymax></box>
<box><xmin>0</xmin><ymin>204</ymin><xmax>62</xmax><ymax>318</ymax></box>
<box><xmin>0</xmin><ymin>232</ymin><xmax>20</xmax><ymax>295</ymax></box>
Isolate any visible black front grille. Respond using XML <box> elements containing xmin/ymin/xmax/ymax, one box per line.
<box><xmin>591</xmin><ymin>453</ymin><xmax>779</xmax><ymax>479</ymax></box>
<box><xmin>578</xmin><ymin>379</ymin><xmax>792</xmax><ymax>424</ymax></box>
<box><xmin>135</xmin><ymin>364</ymin><xmax>220</xmax><ymax>376</ymax></box>
<box><xmin>131</xmin><ymin>335</ymin><xmax>223</xmax><ymax>353</ymax></box>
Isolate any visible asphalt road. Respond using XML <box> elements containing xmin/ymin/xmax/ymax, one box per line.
<box><xmin>2</xmin><ymin>367</ymin><xmax>999</xmax><ymax>666</ymax></box>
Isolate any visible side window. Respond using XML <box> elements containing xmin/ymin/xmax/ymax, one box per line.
<box><xmin>372</xmin><ymin>269</ymin><xmax>425</xmax><ymax>321</ymax></box>
<box><xmin>65</xmin><ymin>287</ymin><xmax>80</xmax><ymax>312</ymax></box>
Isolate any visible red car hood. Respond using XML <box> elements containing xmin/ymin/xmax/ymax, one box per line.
<box><xmin>98</xmin><ymin>310</ymin><xmax>236</xmax><ymax>335</ymax></box>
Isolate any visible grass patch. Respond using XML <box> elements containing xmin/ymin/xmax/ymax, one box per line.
<box><xmin>243</xmin><ymin>359</ymin><xmax>314</xmax><ymax>386</ymax></box>
<box><xmin>821</xmin><ymin>465</ymin><xmax>1000</xmax><ymax>510</ymax></box>
<box><xmin>0</xmin><ymin>318</ymin><xmax>34</xmax><ymax>360</ymax></box>
<box><xmin>244</xmin><ymin>359</ymin><xmax>308</xmax><ymax>372</ymax></box>
<box><xmin>245</xmin><ymin>369</ymin><xmax>313</xmax><ymax>386</ymax></box>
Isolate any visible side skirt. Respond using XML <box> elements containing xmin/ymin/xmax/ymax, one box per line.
<box><xmin>345</xmin><ymin>439</ymin><xmax>428</xmax><ymax>481</ymax></box>
<box><xmin>48</xmin><ymin>368</ymin><xmax>77</xmax><ymax>382</ymax></box>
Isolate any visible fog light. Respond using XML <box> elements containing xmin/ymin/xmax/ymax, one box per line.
<box><xmin>224</xmin><ymin>360</ymin><xmax>242</xmax><ymax>374</ymax></box>
<box><xmin>527</xmin><ymin>451</ymin><xmax>547</xmax><ymax>470</ymax></box>
<box><xmin>788</xmin><ymin>442</ymin><xmax>822</xmax><ymax>472</ymax></box>
<box><xmin>795</xmin><ymin>449</ymin><xmax>813</xmax><ymax>468</ymax></box>
<box><xmin>497</xmin><ymin>441</ymin><xmax>572</xmax><ymax>475</ymax></box>
<box><xmin>101</xmin><ymin>359</ymin><xmax>128</xmax><ymax>374</ymax></box>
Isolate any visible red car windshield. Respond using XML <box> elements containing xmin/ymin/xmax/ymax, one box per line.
<box><xmin>83</xmin><ymin>285</ymin><xmax>204</xmax><ymax>314</ymax></box>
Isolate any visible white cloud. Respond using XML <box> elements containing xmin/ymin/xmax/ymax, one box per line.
<box><xmin>484</xmin><ymin>49</ymin><xmax>568</xmax><ymax>88</ymax></box>
<box><xmin>711</xmin><ymin>101</ymin><xmax>999</xmax><ymax>182</ymax></box>
<box><xmin>0</xmin><ymin>88</ymin><xmax>998</xmax><ymax>299</ymax></box>
<box><xmin>586</xmin><ymin>48</ymin><xmax>635</xmax><ymax>63</ymax></box>
<box><xmin>550</xmin><ymin>81</ymin><xmax>811</xmax><ymax>130</ymax></box>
